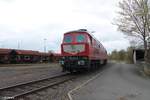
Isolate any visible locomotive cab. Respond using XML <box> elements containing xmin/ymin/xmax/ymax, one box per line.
<box><xmin>60</xmin><ymin>31</ymin><xmax>91</xmax><ymax>72</ymax></box>
<box><xmin>62</xmin><ymin>32</ymin><xmax>89</xmax><ymax>55</ymax></box>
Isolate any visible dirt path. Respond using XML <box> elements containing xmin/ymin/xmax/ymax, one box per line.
<box><xmin>71</xmin><ymin>63</ymin><xmax>150</xmax><ymax>100</ymax></box>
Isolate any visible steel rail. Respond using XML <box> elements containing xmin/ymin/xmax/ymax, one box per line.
<box><xmin>0</xmin><ymin>72</ymin><xmax>69</xmax><ymax>91</ymax></box>
<box><xmin>0</xmin><ymin>72</ymin><xmax>75</xmax><ymax>100</ymax></box>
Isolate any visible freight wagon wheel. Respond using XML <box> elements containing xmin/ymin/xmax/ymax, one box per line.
<box><xmin>10</xmin><ymin>50</ymin><xmax>17</xmax><ymax>63</ymax></box>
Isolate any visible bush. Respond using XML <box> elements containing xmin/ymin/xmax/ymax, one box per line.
<box><xmin>143</xmin><ymin>63</ymin><xmax>150</xmax><ymax>76</ymax></box>
<box><xmin>109</xmin><ymin>47</ymin><xmax>134</xmax><ymax>63</ymax></box>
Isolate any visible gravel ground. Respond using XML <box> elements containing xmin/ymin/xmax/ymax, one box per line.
<box><xmin>18</xmin><ymin>63</ymin><xmax>112</xmax><ymax>100</ymax></box>
<box><xmin>71</xmin><ymin>63</ymin><xmax>150</xmax><ymax>100</ymax></box>
<box><xmin>0</xmin><ymin>63</ymin><xmax>62</xmax><ymax>88</ymax></box>
<box><xmin>0</xmin><ymin>62</ymin><xmax>112</xmax><ymax>100</ymax></box>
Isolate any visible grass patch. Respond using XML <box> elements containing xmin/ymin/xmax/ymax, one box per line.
<box><xmin>136</xmin><ymin>62</ymin><xmax>150</xmax><ymax>77</ymax></box>
<box><xmin>143</xmin><ymin>65</ymin><xmax>150</xmax><ymax>76</ymax></box>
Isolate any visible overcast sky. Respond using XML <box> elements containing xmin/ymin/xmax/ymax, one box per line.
<box><xmin>0</xmin><ymin>0</ymin><xmax>129</xmax><ymax>53</ymax></box>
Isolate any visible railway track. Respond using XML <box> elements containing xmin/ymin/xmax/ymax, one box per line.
<box><xmin>0</xmin><ymin>73</ymin><xmax>75</xmax><ymax>100</ymax></box>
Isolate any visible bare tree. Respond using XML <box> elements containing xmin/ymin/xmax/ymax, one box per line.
<box><xmin>115</xmin><ymin>0</ymin><xmax>150</xmax><ymax>62</ymax></box>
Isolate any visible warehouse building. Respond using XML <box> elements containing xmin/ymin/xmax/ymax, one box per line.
<box><xmin>133</xmin><ymin>37</ymin><xmax>150</xmax><ymax>63</ymax></box>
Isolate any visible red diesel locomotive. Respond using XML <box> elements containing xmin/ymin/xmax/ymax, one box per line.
<box><xmin>59</xmin><ymin>29</ymin><xmax>108</xmax><ymax>72</ymax></box>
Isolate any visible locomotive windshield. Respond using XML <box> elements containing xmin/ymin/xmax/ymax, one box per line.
<box><xmin>64</xmin><ymin>35</ymin><xmax>72</xmax><ymax>43</ymax></box>
<box><xmin>76</xmin><ymin>34</ymin><xmax>85</xmax><ymax>42</ymax></box>
<box><xmin>63</xmin><ymin>33</ymin><xmax>86</xmax><ymax>54</ymax></box>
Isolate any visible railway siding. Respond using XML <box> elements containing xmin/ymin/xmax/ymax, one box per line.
<box><xmin>0</xmin><ymin>63</ymin><xmax>111</xmax><ymax>100</ymax></box>
<box><xmin>0</xmin><ymin>73</ymin><xmax>73</xmax><ymax>100</ymax></box>
<box><xmin>0</xmin><ymin>64</ymin><xmax>61</xmax><ymax>88</ymax></box>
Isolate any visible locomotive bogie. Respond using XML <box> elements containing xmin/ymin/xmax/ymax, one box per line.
<box><xmin>60</xmin><ymin>57</ymin><xmax>90</xmax><ymax>72</ymax></box>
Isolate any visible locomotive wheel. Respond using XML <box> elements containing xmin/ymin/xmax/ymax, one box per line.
<box><xmin>69</xmin><ymin>69</ymin><xmax>74</xmax><ymax>73</ymax></box>
<box><xmin>90</xmin><ymin>61</ymin><xmax>94</xmax><ymax>70</ymax></box>
<box><xmin>62</xmin><ymin>68</ymin><xmax>66</xmax><ymax>72</ymax></box>
<box><xmin>100</xmin><ymin>60</ymin><xmax>105</xmax><ymax>65</ymax></box>
<box><xmin>104</xmin><ymin>60</ymin><xmax>107</xmax><ymax>65</ymax></box>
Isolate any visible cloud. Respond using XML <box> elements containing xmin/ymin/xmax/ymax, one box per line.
<box><xmin>0</xmin><ymin>0</ymin><xmax>129</xmax><ymax>53</ymax></box>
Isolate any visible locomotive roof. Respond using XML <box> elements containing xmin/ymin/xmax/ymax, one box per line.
<box><xmin>64</xmin><ymin>29</ymin><xmax>91</xmax><ymax>35</ymax></box>
<box><xmin>64</xmin><ymin>29</ymin><xmax>103</xmax><ymax>46</ymax></box>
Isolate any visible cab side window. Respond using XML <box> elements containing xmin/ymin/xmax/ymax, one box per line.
<box><xmin>92</xmin><ymin>39</ymin><xmax>96</xmax><ymax>47</ymax></box>
<box><xmin>88</xmin><ymin>36</ymin><xmax>92</xmax><ymax>45</ymax></box>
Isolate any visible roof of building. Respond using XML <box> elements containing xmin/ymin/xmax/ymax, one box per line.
<box><xmin>0</xmin><ymin>48</ymin><xmax>55</xmax><ymax>56</ymax></box>
<box><xmin>14</xmin><ymin>50</ymin><xmax>40</xmax><ymax>55</ymax></box>
<box><xmin>0</xmin><ymin>48</ymin><xmax>12</xmax><ymax>55</ymax></box>
<box><xmin>39</xmin><ymin>52</ymin><xmax>51</xmax><ymax>56</ymax></box>
<box><xmin>133</xmin><ymin>45</ymin><xmax>150</xmax><ymax>50</ymax></box>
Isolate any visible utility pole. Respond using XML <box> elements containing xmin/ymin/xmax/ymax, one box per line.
<box><xmin>44</xmin><ymin>38</ymin><xmax>47</xmax><ymax>52</ymax></box>
<box><xmin>18</xmin><ymin>41</ymin><xmax>20</xmax><ymax>49</ymax></box>
<box><xmin>17</xmin><ymin>40</ymin><xmax>23</xmax><ymax>49</ymax></box>
<box><xmin>18</xmin><ymin>42</ymin><xmax>20</xmax><ymax>49</ymax></box>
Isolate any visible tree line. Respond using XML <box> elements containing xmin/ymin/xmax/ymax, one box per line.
<box><xmin>109</xmin><ymin>47</ymin><xmax>133</xmax><ymax>63</ymax></box>
<box><xmin>115</xmin><ymin>0</ymin><xmax>150</xmax><ymax>63</ymax></box>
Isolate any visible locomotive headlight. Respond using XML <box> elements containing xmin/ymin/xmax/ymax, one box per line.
<box><xmin>78</xmin><ymin>60</ymin><xmax>85</xmax><ymax>65</ymax></box>
<box><xmin>59</xmin><ymin>61</ymin><xmax>64</xmax><ymax>65</ymax></box>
